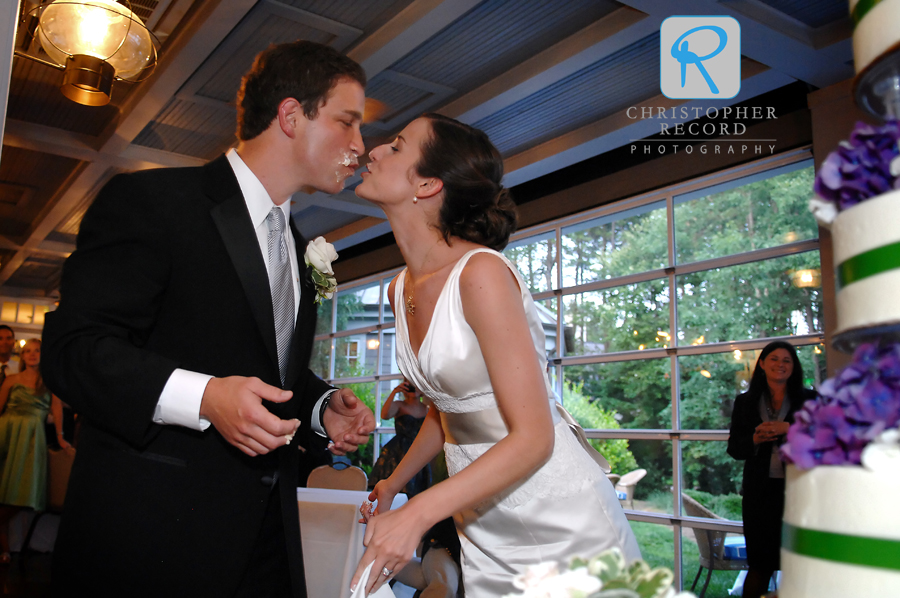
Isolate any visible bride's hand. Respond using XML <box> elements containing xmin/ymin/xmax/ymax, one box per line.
<box><xmin>358</xmin><ymin>480</ymin><xmax>397</xmax><ymax>523</ymax></box>
<box><xmin>351</xmin><ymin>504</ymin><xmax>427</xmax><ymax>595</ymax></box>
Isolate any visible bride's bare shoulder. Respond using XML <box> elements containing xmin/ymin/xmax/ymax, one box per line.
<box><xmin>458</xmin><ymin>250</ymin><xmax>518</xmax><ymax>294</ymax></box>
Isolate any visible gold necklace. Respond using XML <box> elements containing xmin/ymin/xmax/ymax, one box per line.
<box><xmin>406</xmin><ymin>240</ymin><xmax>442</xmax><ymax>316</ymax></box>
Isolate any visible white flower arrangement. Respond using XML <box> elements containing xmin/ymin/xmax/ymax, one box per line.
<box><xmin>304</xmin><ymin>237</ymin><xmax>338</xmax><ymax>304</ymax></box>
<box><xmin>504</xmin><ymin>549</ymin><xmax>697</xmax><ymax>598</ymax></box>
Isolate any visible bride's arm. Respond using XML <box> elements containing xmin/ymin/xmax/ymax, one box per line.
<box><xmin>353</xmin><ymin>253</ymin><xmax>554</xmax><ymax>593</ymax></box>
<box><xmin>368</xmin><ymin>406</ymin><xmax>444</xmax><ymax>511</ymax></box>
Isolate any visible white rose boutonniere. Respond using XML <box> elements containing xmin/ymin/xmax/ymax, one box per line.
<box><xmin>304</xmin><ymin>237</ymin><xmax>338</xmax><ymax>304</ymax></box>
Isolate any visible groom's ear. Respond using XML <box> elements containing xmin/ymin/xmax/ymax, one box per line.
<box><xmin>416</xmin><ymin>178</ymin><xmax>443</xmax><ymax>199</ymax></box>
<box><xmin>277</xmin><ymin>98</ymin><xmax>302</xmax><ymax>138</ymax></box>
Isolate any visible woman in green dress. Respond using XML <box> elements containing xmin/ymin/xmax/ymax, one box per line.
<box><xmin>0</xmin><ymin>338</ymin><xmax>70</xmax><ymax>563</ymax></box>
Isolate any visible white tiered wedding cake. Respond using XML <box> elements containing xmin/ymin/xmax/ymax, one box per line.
<box><xmin>779</xmin><ymin>7</ymin><xmax>900</xmax><ymax>587</ymax></box>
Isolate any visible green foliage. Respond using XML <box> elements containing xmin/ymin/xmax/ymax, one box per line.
<box><xmin>682</xmin><ymin>489</ymin><xmax>742</xmax><ymax>521</ymax></box>
<box><xmin>336</xmin><ymin>365</ymin><xmax>376</xmax><ymax>474</ymax></box>
<box><xmin>550</xmin><ymin>166</ymin><xmax>822</xmax><ymax>500</ymax></box>
<box><xmin>562</xmin><ymin>381</ymin><xmax>638</xmax><ymax>474</ymax></box>
<box><xmin>631</xmin><ymin>522</ymin><xmax>739</xmax><ymax>597</ymax></box>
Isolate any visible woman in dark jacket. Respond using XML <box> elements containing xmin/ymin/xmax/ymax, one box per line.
<box><xmin>727</xmin><ymin>341</ymin><xmax>816</xmax><ymax>598</ymax></box>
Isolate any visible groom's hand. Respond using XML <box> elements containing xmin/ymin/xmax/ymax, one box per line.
<box><xmin>323</xmin><ymin>388</ymin><xmax>376</xmax><ymax>456</ymax></box>
<box><xmin>200</xmin><ymin>376</ymin><xmax>300</xmax><ymax>457</ymax></box>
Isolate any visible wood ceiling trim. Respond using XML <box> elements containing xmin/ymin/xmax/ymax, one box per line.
<box><xmin>5</xmin><ymin>118</ymin><xmax>205</xmax><ymax>170</ymax></box>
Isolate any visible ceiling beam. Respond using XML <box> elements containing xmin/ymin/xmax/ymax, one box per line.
<box><xmin>442</xmin><ymin>6</ymin><xmax>659</xmax><ymax>124</ymax></box>
<box><xmin>348</xmin><ymin>0</ymin><xmax>482</xmax><ymax>79</ymax></box>
<box><xmin>4</xmin><ymin>119</ymin><xmax>204</xmax><ymax>169</ymax></box>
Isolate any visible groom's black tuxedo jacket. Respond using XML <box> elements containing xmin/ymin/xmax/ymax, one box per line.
<box><xmin>42</xmin><ymin>155</ymin><xmax>331</xmax><ymax>597</ymax></box>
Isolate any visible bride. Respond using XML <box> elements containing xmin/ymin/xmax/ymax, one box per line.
<box><xmin>351</xmin><ymin>113</ymin><xmax>641</xmax><ymax>596</ymax></box>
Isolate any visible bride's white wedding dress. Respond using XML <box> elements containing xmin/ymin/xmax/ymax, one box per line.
<box><xmin>395</xmin><ymin>248</ymin><xmax>641</xmax><ymax>597</ymax></box>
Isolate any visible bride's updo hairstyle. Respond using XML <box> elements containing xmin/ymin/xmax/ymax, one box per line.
<box><xmin>416</xmin><ymin>113</ymin><xmax>517</xmax><ymax>250</ymax></box>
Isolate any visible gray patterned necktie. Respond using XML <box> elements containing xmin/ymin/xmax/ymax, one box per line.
<box><xmin>267</xmin><ymin>207</ymin><xmax>294</xmax><ymax>384</ymax></box>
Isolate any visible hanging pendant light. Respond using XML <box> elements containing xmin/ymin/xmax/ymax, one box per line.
<box><xmin>22</xmin><ymin>0</ymin><xmax>159</xmax><ymax>106</ymax></box>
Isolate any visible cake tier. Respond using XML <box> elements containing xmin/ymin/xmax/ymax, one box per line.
<box><xmin>780</xmin><ymin>465</ymin><xmax>900</xmax><ymax>598</ymax></box>
<box><xmin>832</xmin><ymin>189</ymin><xmax>900</xmax><ymax>342</ymax></box>
<box><xmin>850</xmin><ymin>0</ymin><xmax>900</xmax><ymax>74</ymax></box>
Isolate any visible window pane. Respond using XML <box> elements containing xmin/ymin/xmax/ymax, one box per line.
<box><xmin>378</xmin><ymin>379</ymin><xmax>403</xmax><ymax>428</ymax></box>
<box><xmin>562</xmin><ymin>201</ymin><xmax>666</xmax><ymax>286</ymax></box>
<box><xmin>382</xmin><ymin>277</ymin><xmax>395</xmax><ymax>325</ymax></box>
<box><xmin>336</xmin><ymin>282</ymin><xmax>380</xmax><ymax>333</ymax></box>
<box><xmin>343</xmin><ymin>381</ymin><xmax>376</xmax><ymax>474</ymax></box>
<box><xmin>334</xmin><ymin>336</ymin><xmax>375</xmax><ymax>378</ymax></box>
<box><xmin>16</xmin><ymin>304</ymin><xmax>33</xmax><ymax>324</ymax></box>
<box><xmin>315</xmin><ymin>297</ymin><xmax>334</xmax><ymax>335</ymax></box>
<box><xmin>796</xmin><ymin>343</ymin><xmax>827</xmax><ymax>389</ymax></box>
<box><xmin>563</xmin><ymin>280</ymin><xmax>669</xmax><ymax>356</ymax></box>
<box><xmin>559</xmin><ymin>379</ymin><xmax>639</xmax><ymax>475</ymax></box>
<box><xmin>504</xmin><ymin>231</ymin><xmax>557</xmax><ymax>293</ymax></box>
<box><xmin>631</xmin><ymin>522</ymin><xmax>675</xmax><ymax>570</ymax></box>
<box><xmin>674</xmin><ymin>164</ymin><xmax>816</xmax><ymax>264</ymax></box>
<box><xmin>590</xmin><ymin>438</ymin><xmax>672</xmax><ymax>514</ymax></box>
<box><xmin>534</xmin><ymin>297</ymin><xmax>559</xmax><ymax>360</ymax></box>
<box><xmin>680</xmin><ymin>441</ymin><xmax>743</xmax><ymax>516</ymax></box>
<box><xmin>681</xmin><ymin>526</ymin><xmax>746</xmax><ymax>597</ymax></box>
<box><xmin>679</xmin><ymin>353</ymin><xmax>748</xmax><ymax>431</ymax></box>
<box><xmin>677</xmin><ymin>252</ymin><xmax>822</xmax><ymax>344</ymax></box>
<box><xmin>381</xmin><ymin>328</ymin><xmax>400</xmax><ymax>375</ymax></box>
<box><xmin>0</xmin><ymin>302</ymin><xmax>15</xmax><ymax>322</ymax></box>
<box><xmin>564</xmin><ymin>360</ymin><xmax>672</xmax><ymax>429</ymax></box>
<box><xmin>310</xmin><ymin>339</ymin><xmax>331</xmax><ymax>379</ymax></box>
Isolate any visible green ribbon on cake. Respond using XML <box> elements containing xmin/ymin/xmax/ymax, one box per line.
<box><xmin>851</xmin><ymin>0</ymin><xmax>884</xmax><ymax>25</ymax></box>
<box><xmin>836</xmin><ymin>240</ymin><xmax>900</xmax><ymax>289</ymax></box>
<box><xmin>783</xmin><ymin>523</ymin><xmax>900</xmax><ymax>571</ymax></box>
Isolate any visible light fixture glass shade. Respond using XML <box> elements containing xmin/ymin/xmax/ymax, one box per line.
<box><xmin>37</xmin><ymin>0</ymin><xmax>155</xmax><ymax>81</ymax></box>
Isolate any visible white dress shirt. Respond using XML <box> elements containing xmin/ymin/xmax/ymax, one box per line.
<box><xmin>0</xmin><ymin>357</ymin><xmax>21</xmax><ymax>376</ymax></box>
<box><xmin>154</xmin><ymin>149</ymin><xmax>332</xmax><ymax>436</ymax></box>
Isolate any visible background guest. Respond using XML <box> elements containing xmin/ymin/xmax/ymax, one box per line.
<box><xmin>369</xmin><ymin>379</ymin><xmax>431</xmax><ymax>496</ymax></box>
<box><xmin>727</xmin><ymin>341</ymin><xmax>815</xmax><ymax>598</ymax></box>
<box><xmin>0</xmin><ymin>339</ymin><xmax>70</xmax><ymax>564</ymax></box>
<box><xmin>0</xmin><ymin>326</ymin><xmax>21</xmax><ymax>386</ymax></box>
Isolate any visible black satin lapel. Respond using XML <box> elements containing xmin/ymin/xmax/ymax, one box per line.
<box><xmin>285</xmin><ymin>221</ymin><xmax>317</xmax><ymax>390</ymax></box>
<box><xmin>210</xmin><ymin>194</ymin><xmax>280</xmax><ymax>374</ymax></box>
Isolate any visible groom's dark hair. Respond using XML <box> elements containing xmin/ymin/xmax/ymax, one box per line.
<box><xmin>236</xmin><ymin>40</ymin><xmax>366</xmax><ymax>141</ymax></box>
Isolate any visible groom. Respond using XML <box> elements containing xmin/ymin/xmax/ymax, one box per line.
<box><xmin>42</xmin><ymin>41</ymin><xmax>374</xmax><ymax>597</ymax></box>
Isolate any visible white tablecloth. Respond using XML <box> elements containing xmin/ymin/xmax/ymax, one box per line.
<box><xmin>297</xmin><ymin>488</ymin><xmax>407</xmax><ymax>598</ymax></box>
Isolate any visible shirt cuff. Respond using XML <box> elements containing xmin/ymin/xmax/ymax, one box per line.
<box><xmin>311</xmin><ymin>389</ymin><xmax>338</xmax><ymax>438</ymax></box>
<box><xmin>153</xmin><ymin>369</ymin><xmax>213</xmax><ymax>431</ymax></box>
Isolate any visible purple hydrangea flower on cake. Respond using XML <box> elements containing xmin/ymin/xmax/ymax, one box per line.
<box><xmin>814</xmin><ymin>120</ymin><xmax>900</xmax><ymax>211</ymax></box>
<box><xmin>781</xmin><ymin>343</ymin><xmax>900</xmax><ymax>469</ymax></box>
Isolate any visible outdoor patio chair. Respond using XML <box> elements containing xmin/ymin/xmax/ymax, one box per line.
<box><xmin>614</xmin><ymin>468</ymin><xmax>646</xmax><ymax>509</ymax></box>
<box><xmin>681</xmin><ymin>493</ymin><xmax>748</xmax><ymax>598</ymax></box>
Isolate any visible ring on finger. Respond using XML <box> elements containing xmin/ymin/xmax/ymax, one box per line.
<box><xmin>382</xmin><ymin>566</ymin><xmax>393</xmax><ymax>576</ymax></box>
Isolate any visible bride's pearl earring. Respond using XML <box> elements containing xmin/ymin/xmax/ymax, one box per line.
<box><xmin>413</xmin><ymin>196</ymin><xmax>418</xmax><ymax>204</ymax></box>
